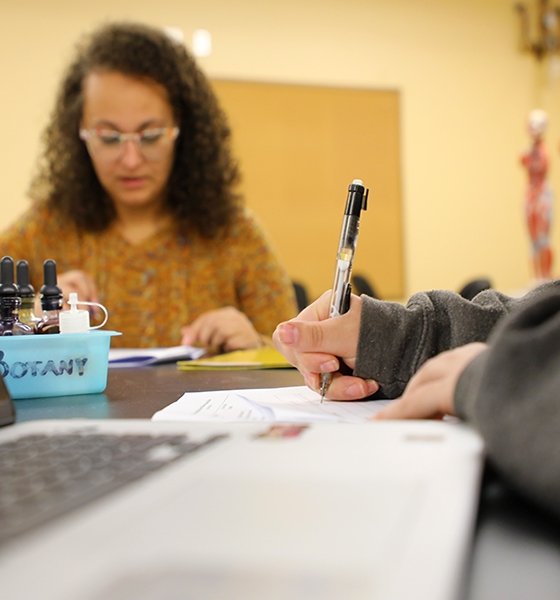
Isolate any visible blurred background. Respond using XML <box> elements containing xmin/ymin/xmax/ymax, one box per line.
<box><xmin>1</xmin><ymin>0</ymin><xmax>558</xmax><ymax>301</ymax></box>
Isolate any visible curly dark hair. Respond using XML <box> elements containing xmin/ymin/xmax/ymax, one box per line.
<box><xmin>29</xmin><ymin>21</ymin><xmax>242</xmax><ymax>237</ymax></box>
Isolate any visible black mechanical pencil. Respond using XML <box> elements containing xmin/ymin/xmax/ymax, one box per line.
<box><xmin>320</xmin><ymin>179</ymin><xmax>369</xmax><ymax>402</ymax></box>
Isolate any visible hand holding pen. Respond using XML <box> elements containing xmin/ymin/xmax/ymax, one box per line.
<box><xmin>272</xmin><ymin>290</ymin><xmax>379</xmax><ymax>400</ymax></box>
<box><xmin>319</xmin><ymin>179</ymin><xmax>369</xmax><ymax>401</ymax></box>
<box><xmin>272</xmin><ymin>180</ymin><xmax>372</xmax><ymax>400</ymax></box>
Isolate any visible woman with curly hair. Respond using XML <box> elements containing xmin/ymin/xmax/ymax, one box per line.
<box><xmin>0</xmin><ymin>21</ymin><xmax>297</xmax><ymax>349</ymax></box>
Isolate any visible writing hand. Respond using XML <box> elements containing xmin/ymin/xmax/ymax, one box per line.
<box><xmin>375</xmin><ymin>343</ymin><xmax>487</xmax><ymax>420</ymax></box>
<box><xmin>273</xmin><ymin>291</ymin><xmax>378</xmax><ymax>400</ymax></box>
<box><xmin>181</xmin><ymin>307</ymin><xmax>262</xmax><ymax>352</ymax></box>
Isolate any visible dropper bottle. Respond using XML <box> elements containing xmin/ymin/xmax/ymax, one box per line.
<box><xmin>0</xmin><ymin>256</ymin><xmax>34</xmax><ymax>336</ymax></box>
<box><xmin>16</xmin><ymin>260</ymin><xmax>39</xmax><ymax>331</ymax></box>
<box><xmin>36</xmin><ymin>259</ymin><xmax>63</xmax><ymax>335</ymax></box>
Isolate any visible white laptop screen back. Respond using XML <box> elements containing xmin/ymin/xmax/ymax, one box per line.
<box><xmin>0</xmin><ymin>419</ymin><xmax>483</xmax><ymax>600</ymax></box>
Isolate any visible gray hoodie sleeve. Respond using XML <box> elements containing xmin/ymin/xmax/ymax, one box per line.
<box><xmin>354</xmin><ymin>281</ymin><xmax>560</xmax><ymax>398</ymax></box>
<box><xmin>454</xmin><ymin>289</ymin><xmax>560</xmax><ymax>520</ymax></box>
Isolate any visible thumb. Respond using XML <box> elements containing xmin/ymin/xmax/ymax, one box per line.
<box><xmin>275</xmin><ymin>320</ymin><xmax>327</xmax><ymax>352</ymax></box>
<box><xmin>276</xmin><ymin>317</ymin><xmax>358</xmax><ymax>359</ymax></box>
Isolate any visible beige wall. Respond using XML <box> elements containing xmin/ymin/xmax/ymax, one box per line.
<box><xmin>1</xmin><ymin>0</ymin><xmax>558</xmax><ymax>297</ymax></box>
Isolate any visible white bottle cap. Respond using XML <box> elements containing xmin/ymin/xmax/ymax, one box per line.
<box><xmin>59</xmin><ymin>293</ymin><xmax>90</xmax><ymax>334</ymax></box>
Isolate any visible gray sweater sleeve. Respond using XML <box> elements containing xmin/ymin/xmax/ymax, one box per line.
<box><xmin>454</xmin><ymin>289</ymin><xmax>560</xmax><ymax>520</ymax></box>
<box><xmin>355</xmin><ymin>281</ymin><xmax>560</xmax><ymax>398</ymax></box>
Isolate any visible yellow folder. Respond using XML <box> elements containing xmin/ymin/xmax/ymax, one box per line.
<box><xmin>177</xmin><ymin>346</ymin><xmax>293</xmax><ymax>370</ymax></box>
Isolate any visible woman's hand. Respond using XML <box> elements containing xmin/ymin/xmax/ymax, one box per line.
<box><xmin>35</xmin><ymin>269</ymin><xmax>100</xmax><ymax>316</ymax></box>
<box><xmin>181</xmin><ymin>307</ymin><xmax>263</xmax><ymax>352</ymax></box>
<box><xmin>57</xmin><ymin>270</ymin><xmax>99</xmax><ymax>304</ymax></box>
<box><xmin>375</xmin><ymin>343</ymin><xmax>487</xmax><ymax>420</ymax></box>
<box><xmin>273</xmin><ymin>291</ymin><xmax>379</xmax><ymax>400</ymax></box>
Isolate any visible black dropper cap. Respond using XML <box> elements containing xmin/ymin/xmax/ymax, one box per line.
<box><xmin>0</xmin><ymin>256</ymin><xmax>18</xmax><ymax>297</ymax></box>
<box><xmin>40</xmin><ymin>259</ymin><xmax>63</xmax><ymax>310</ymax></box>
<box><xmin>16</xmin><ymin>260</ymin><xmax>35</xmax><ymax>299</ymax></box>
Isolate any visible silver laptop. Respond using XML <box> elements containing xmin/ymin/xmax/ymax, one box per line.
<box><xmin>0</xmin><ymin>378</ymin><xmax>483</xmax><ymax>600</ymax></box>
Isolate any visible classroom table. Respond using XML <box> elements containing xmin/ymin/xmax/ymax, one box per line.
<box><xmin>13</xmin><ymin>365</ymin><xmax>560</xmax><ymax>600</ymax></box>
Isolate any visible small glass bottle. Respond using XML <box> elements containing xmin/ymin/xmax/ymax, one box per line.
<box><xmin>36</xmin><ymin>259</ymin><xmax>63</xmax><ymax>335</ymax></box>
<box><xmin>0</xmin><ymin>256</ymin><xmax>34</xmax><ymax>336</ymax></box>
<box><xmin>16</xmin><ymin>260</ymin><xmax>39</xmax><ymax>332</ymax></box>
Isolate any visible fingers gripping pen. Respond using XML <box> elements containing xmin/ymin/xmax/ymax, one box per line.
<box><xmin>319</xmin><ymin>179</ymin><xmax>369</xmax><ymax>401</ymax></box>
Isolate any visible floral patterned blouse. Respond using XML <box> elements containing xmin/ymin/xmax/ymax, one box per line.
<box><xmin>0</xmin><ymin>204</ymin><xmax>297</xmax><ymax>348</ymax></box>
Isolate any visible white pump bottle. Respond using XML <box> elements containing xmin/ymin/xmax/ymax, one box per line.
<box><xmin>59</xmin><ymin>293</ymin><xmax>108</xmax><ymax>334</ymax></box>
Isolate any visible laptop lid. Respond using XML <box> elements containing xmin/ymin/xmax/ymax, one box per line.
<box><xmin>0</xmin><ymin>417</ymin><xmax>483</xmax><ymax>600</ymax></box>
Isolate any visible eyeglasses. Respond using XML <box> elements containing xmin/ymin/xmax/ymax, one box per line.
<box><xmin>79</xmin><ymin>126</ymin><xmax>180</xmax><ymax>162</ymax></box>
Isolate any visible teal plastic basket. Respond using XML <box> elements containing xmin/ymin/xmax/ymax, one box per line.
<box><xmin>0</xmin><ymin>330</ymin><xmax>121</xmax><ymax>399</ymax></box>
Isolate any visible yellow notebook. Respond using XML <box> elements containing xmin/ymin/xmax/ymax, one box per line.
<box><xmin>177</xmin><ymin>347</ymin><xmax>293</xmax><ymax>370</ymax></box>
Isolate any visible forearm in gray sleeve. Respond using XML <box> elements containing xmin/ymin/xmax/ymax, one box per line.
<box><xmin>354</xmin><ymin>282</ymin><xmax>560</xmax><ymax>398</ymax></box>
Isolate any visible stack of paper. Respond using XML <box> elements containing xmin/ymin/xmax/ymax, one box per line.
<box><xmin>109</xmin><ymin>345</ymin><xmax>205</xmax><ymax>368</ymax></box>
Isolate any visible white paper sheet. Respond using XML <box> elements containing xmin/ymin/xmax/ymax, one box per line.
<box><xmin>152</xmin><ymin>386</ymin><xmax>391</xmax><ymax>424</ymax></box>
<box><xmin>108</xmin><ymin>345</ymin><xmax>205</xmax><ymax>368</ymax></box>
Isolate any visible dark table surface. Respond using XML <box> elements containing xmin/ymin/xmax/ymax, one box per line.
<box><xmin>13</xmin><ymin>365</ymin><xmax>560</xmax><ymax>599</ymax></box>
<box><xmin>14</xmin><ymin>365</ymin><xmax>305</xmax><ymax>420</ymax></box>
